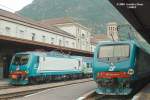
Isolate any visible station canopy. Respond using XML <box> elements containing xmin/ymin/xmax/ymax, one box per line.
<box><xmin>109</xmin><ymin>0</ymin><xmax>150</xmax><ymax>43</ymax></box>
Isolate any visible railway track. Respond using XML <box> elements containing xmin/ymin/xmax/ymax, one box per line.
<box><xmin>0</xmin><ymin>78</ymin><xmax>93</xmax><ymax>100</ymax></box>
<box><xmin>0</xmin><ymin>90</ymin><xmax>41</xmax><ymax>100</ymax></box>
<box><xmin>0</xmin><ymin>85</ymin><xmax>24</xmax><ymax>90</ymax></box>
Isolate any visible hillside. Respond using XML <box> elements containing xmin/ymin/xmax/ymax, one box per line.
<box><xmin>17</xmin><ymin>0</ymin><xmax>128</xmax><ymax>33</ymax></box>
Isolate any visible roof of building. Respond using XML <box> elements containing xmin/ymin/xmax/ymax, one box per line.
<box><xmin>0</xmin><ymin>9</ymin><xmax>75</xmax><ymax>38</ymax></box>
<box><xmin>107</xmin><ymin>22</ymin><xmax>118</xmax><ymax>25</ymax></box>
<box><xmin>38</xmin><ymin>17</ymin><xmax>91</xmax><ymax>31</ymax></box>
<box><xmin>38</xmin><ymin>17</ymin><xmax>75</xmax><ymax>26</ymax></box>
<box><xmin>90</xmin><ymin>34</ymin><xmax>110</xmax><ymax>44</ymax></box>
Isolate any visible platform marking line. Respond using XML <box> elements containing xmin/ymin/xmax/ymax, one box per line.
<box><xmin>132</xmin><ymin>93</ymin><xmax>143</xmax><ymax>100</ymax></box>
<box><xmin>24</xmin><ymin>82</ymin><xmax>90</xmax><ymax>98</ymax></box>
<box><xmin>76</xmin><ymin>97</ymin><xmax>85</xmax><ymax>100</ymax></box>
<box><xmin>132</xmin><ymin>95</ymin><xmax>139</xmax><ymax>100</ymax></box>
<box><xmin>24</xmin><ymin>89</ymin><xmax>50</xmax><ymax>97</ymax></box>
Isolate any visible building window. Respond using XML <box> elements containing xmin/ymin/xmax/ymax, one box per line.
<box><xmin>5</xmin><ymin>26</ymin><xmax>11</xmax><ymax>33</ymax></box>
<box><xmin>65</xmin><ymin>41</ymin><xmax>69</xmax><ymax>46</ymax></box>
<box><xmin>19</xmin><ymin>30</ymin><xmax>24</xmax><ymax>34</ymax></box>
<box><xmin>32</xmin><ymin>33</ymin><xmax>35</xmax><ymax>41</ymax></box>
<box><xmin>86</xmin><ymin>40</ymin><xmax>89</xmax><ymax>44</ymax></box>
<box><xmin>42</xmin><ymin>35</ymin><xmax>46</xmax><ymax>42</ymax></box>
<box><xmin>113</xmin><ymin>27</ymin><xmax>115</xmax><ymax>31</ymax></box>
<box><xmin>81</xmin><ymin>33</ymin><xmax>85</xmax><ymax>38</ymax></box>
<box><xmin>78</xmin><ymin>39</ymin><xmax>80</xmax><ymax>42</ymax></box>
<box><xmin>59</xmin><ymin>39</ymin><xmax>62</xmax><ymax>46</ymax></box>
<box><xmin>82</xmin><ymin>33</ymin><xmax>85</xmax><ymax>36</ymax></box>
<box><xmin>72</xmin><ymin>42</ymin><xmax>75</xmax><ymax>48</ymax></box>
<box><xmin>51</xmin><ymin>37</ymin><xmax>55</xmax><ymax>44</ymax></box>
<box><xmin>82</xmin><ymin>41</ymin><xmax>86</xmax><ymax>46</ymax></box>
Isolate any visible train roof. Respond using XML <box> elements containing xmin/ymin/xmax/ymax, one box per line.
<box><xmin>96</xmin><ymin>40</ymin><xmax>150</xmax><ymax>54</ymax></box>
<box><xmin>14</xmin><ymin>51</ymin><xmax>80</xmax><ymax>58</ymax></box>
<box><xmin>15</xmin><ymin>51</ymin><xmax>47</xmax><ymax>56</ymax></box>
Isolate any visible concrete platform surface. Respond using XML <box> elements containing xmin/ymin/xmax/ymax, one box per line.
<box><xmin>0</xmin><ymin>79</ymin><xmax>9</xmax><ymax>86</ymax></box>
<box><xmin>0</xmin><ymin>78</ymin><xmax>92</xmax><ymax>95</ymax></box>
<box><xmin>132</xmin><ymin>84</ymin><xmax>150</xmax><ymax>100</ymax></box>
<box><xmin>14</xmin><ymin>81</ymin><xmax>96</xmax><ymax>100</ymax></box>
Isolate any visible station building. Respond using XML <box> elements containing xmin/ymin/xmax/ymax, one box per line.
<box><xmin>38</xmin><ymin>18</ymin><xmax>92</xmax><ymax>51</ymax></box>
<box><xmin>0</xmin><ymin>9</ymin><xmax>92</xmax><ymax>79</ymax></box>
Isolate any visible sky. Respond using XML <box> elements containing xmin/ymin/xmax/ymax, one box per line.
<box><xmin>0</xmin><ymin>0</ymin><xmax>33</xmax><ymax>13</ymax></box>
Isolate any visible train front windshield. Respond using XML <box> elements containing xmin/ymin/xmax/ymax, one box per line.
<box><xmin>12</xmin><ymin>54</ymin><xmax>29</xmax><ymax>66</ymax></box>
<box><xmin>98</xmin><ymin>44</ymin><xmax>130</xmax><ymax>61</ymax></box>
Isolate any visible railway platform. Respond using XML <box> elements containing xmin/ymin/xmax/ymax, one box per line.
<box><xmin>132</xmin><ymin>84</ymin><xmax>150</xmax><ymax>100</ymax></box>
<box><xmin>0</xmin><ymin>78</ymin><xmax>92</xmax><ymax>99</ymax></box>
<box><xmin>0</xmin><ymin>79</ymin><xmax>9</xmax><ymax>86</ymax></box>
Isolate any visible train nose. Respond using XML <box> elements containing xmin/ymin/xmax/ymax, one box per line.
<box><xmin>10</xmin><ymin>71</ymin><xmax>28</xmax><ymax>80</ymax></box>
<box><xmin>96</xmin><ymin>72</ymin><xmax>130</xmax><ymax>79</ymax></box>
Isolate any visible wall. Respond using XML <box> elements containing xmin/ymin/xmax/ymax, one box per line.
<box><xmin>57</xmin><ymin>24</ymin><xmax>77</xmax><ymax>37</ymax></box>
<box><xmin>0</xmin><ymin>19</ymin><xmax>76</xmax><ymax>49</ymax></box>
<box><xmin>56</xmin><ymin>23</ymin><xmax>92</xmax><ymax>51</ymax></box>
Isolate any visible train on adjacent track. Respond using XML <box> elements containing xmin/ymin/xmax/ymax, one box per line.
<box><xmin>9</xmin><ymin>51</ymin><xmax>92</xmax><ymax>85</ymax></box>
<box><xmin>92</xmin><ymin>40</ymin><xmax>150</xmax><ymax>95</ymax></box>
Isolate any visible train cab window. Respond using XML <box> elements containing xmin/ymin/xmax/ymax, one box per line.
<box><xmin>12</xmin><ymin>54</ymin><xmax>29</xmax><ymax>65</ymax></box>
<box><xmin>98</xmin><ymin>44</ymin><xmax>130</xmax><ymax>62</ymax></box>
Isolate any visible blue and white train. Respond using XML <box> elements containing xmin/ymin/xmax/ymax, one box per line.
<box><xmin>9</xmin><ymin>51</ymin><xmax>92</xmax><ymax>85</ymax></box>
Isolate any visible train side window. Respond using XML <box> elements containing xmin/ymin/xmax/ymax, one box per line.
<box><xmin>78</xmin><ymin>61</ymin><xmax>81</xmax><ymax>66</ymax></box>
<box><xmin>43</xmin><ymin>57</ymin><xmax>45</xmax><ymax>61</ymax></box>
<box><xmin>87</xmin><ymin>63</ymin><xmax>90</xmax><ymax>68</ymax></box>
<box><xmin>39</xmin><ymin>57</ymin><xmax>45</xmax><ymax>62</ymax></box>
<box><xmin>39</xmin><ymin>57</ymin><xmax>43</xmax><ymax>62</ymax></box>
<box><xmin>37</xmin><ymin>56</ymin><xmax>39</xmax><ymax>63</ymax></box>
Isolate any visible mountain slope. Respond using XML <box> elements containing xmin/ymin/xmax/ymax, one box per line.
<box><xmin>17</xmin><ymin>0</ymin><xmax>127</xmax><ymax>33</ymax></box>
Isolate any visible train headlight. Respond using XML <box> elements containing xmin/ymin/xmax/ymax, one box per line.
<box><xmin>25</xmin><ymin>71</ymin><xmax>28</xmax><ymax>74</ymax></box>
<box><xmin>128</xmin><ymin>69</ymin><xmax>134</xmax><ymax>75</ymax></box>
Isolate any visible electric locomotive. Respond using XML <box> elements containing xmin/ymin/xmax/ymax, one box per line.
<box><xmin>93</xmin><ymin>40</ymin><xmax>150</xmax><ymax>95</ymax></box>
<box><xmin>9</xmin><ymin>51</ymin><xmax>92</xmax><ymax>85</ymax></box>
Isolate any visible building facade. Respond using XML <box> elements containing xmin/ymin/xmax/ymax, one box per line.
<box><xmin>39</xmin><ymin>18</ymin><xmax>92</xmax><ymax>51</ymax></box>
<box><xmin>0</xmin><ymin>18</ymin><xmax>76</xmax><ymax>50</ymax></box>
<box><xmin>0</xmin><ymin>10</ymin><xmax>95</xmax><ymax>52</ymax></box>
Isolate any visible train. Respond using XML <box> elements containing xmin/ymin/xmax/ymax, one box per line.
<box><xmin>92</xmin><ymin>40</ymin><xmax>150</xmax><ymax>95</ymax></box>
<box><xmin>9</xmin><ymin>51</ymin><xmax>92</xmax><ymax>85</ymax></box>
